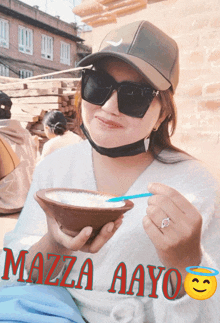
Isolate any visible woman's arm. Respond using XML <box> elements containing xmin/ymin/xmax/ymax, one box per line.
<box><xmin>143</xmin><ymin>182</ymin><xmax>220</xmax><ymax>322</ymax></box>
<box><xmin>143</xmin><ymin>183</ymin><xmax>202</xmax><ymax>296</ymax></box>
<box><xmin>1</xmin><ymin>158</ymin><xmax>123</xmax><ymax>285</ymax></box>
<box><xmin>25</xmin><ymin>214</ymin><xmax>123</xmax><ymax>281</ymax></box>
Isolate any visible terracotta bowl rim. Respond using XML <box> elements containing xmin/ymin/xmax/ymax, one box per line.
<box><xmin>35</xmin><ymin>188</ymin><xmax>134</xmax><ymax>212</ymax></box>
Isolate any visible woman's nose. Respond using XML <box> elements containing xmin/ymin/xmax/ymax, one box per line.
<box><xmin>101</xmin><ymin>91</ymin><xmax>120</xmax><ymax>115</ymax></box>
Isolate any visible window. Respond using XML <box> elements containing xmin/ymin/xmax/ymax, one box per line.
<box><xmin>0</xmin><ymin>64</ymin><xmax>9</xmax><ymax>76</ymax></box>
<box><xmin>41</xmin><ymin>35</ymin><xmax>53</xmax><ymax>60</ymax></box>
<box><xmin>18</xmin><ymin>26</ymin><xmax>33</xmax><ymax>55</ymax></box>
<box><xmin>19</xmin><ymin>69</ymin><xmax>33</xmax><ymax>79</ymax></box>
<box><xmin>60</xmin><ymin>42</ymin><xmax>70</xmax><ymax>65</ymax></box>
<box><xmin>0</xmin><ymin>19</ymin><xmax>9</xmax><ymax>48</ymax></box>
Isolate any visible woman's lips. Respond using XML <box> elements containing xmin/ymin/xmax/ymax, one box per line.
<box><xmin>95</xmin><ymin>116</ymin><xmax>123</xmax><ymax>129</ymax></box>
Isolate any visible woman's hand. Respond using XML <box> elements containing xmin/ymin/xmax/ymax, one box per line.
<box><xmin>26</xmin><ymin>204</ymin><xmax>123</xmax><ymax>282</ymax></box>
<box><xmin>142</xmin><ymin>183</ymin><xmax>202</xmax><ymax>295</ymax></box>
<box><xmin>46</xmin><ymin>212</ymin><xmax>123</xmax><ymax>255</ymax></box>
<box><xmin>35</xmin><ymin>192</ymin><xmax>123</xmax><ymax>255</ymax></box>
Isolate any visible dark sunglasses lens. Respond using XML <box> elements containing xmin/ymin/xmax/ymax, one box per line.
<box><xmin>118</xmin><ymin>85</ymin><xmax>156</xmax><ymax>118</ymax></box>
<box><xmin>82</xmin><ymin>71</ymin><xmax>112</xmax><ymax>105</ymax></box>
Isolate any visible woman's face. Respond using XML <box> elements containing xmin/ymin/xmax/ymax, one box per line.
<box><xmin>81</xmin><ymin>59</ymin><xmax>163</xmax><ymax>148</ymax></box>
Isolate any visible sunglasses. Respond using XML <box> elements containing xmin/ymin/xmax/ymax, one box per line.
<box><xmin>81</xmin><ymin>69</ymin><xmax>159</xmax><ymax>118</ymax></box>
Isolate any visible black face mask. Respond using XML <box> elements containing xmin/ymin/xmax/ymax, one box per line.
<box><xmin>80</xmin><ymin>124</ymin><xmax>149</xmax><ymax>158</ymax></box>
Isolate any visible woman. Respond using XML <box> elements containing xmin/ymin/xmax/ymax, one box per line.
<box><xmin>0</xmin><ymin>21</ymin><xmax>219</xmax><ymax>322</ymax></box>
<box><xmin>38</xmin><ymin>110</ymin><xmax>82</xmax><ymax>163</ymax></box>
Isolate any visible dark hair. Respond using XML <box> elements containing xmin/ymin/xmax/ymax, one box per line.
<box><xmin>43</xmin><ymin>110</ymin><xmax>67</xmax><ymax>136</ymax></box>
<box><xmin>0</xmin><ymin>91</ymin><xmax>12</xmax><ymax>120</ymax></box>
<box><xmin>74</xmin><ymin>80</ymin><xmax>192</xmax><ymax>164</ymax></box>
<box><xmin>148</xmin><ymin>89</ymin><xmax>192</xmax><ymax>163</ymax></box>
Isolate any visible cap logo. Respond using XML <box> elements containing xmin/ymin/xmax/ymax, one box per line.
<box><xmin>106</xmin><ymin>39</ymin><xmax>123</xmax><ymax>47</ymax></box>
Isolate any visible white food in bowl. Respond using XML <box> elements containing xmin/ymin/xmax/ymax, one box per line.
<box><xmin>45</xmin><ymin>191</ymin><xmax>125</xmax><ymax>208</ymax></box>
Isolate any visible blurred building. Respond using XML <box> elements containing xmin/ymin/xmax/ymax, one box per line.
<box><xmin>0</xmin><ymin>0</ymin><xmax>91</xmax><ymax>79</ymax></box>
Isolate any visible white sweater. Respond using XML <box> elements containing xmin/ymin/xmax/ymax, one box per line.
<box><xmin>38</xmin><ymin>130</ymin><xmax>82</xmax><ymax>163</ymax></box>
<box><xmin>1</xmin><ymin>140</ymin><xmax>220</xmax><ymax>323</ymax></box>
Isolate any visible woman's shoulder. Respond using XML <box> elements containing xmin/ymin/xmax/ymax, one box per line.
<box><xmin>37</xmin><ymin>139</ymin><xmax>90</xmax><ymax>170</ymax></box>
<box><xmin>155</xmin><ymin>149</ymin><xmax>218</xmax><ymax>192</ymax></box>
<box><xmin>65</xmin><ymin>130</ymin><xmax>82</xmax><ymax>139</ymax></box>
<box><xmin>159</xmin><ymin>149</ymin><xmax>214</xmax><ymax>174</ymax></box>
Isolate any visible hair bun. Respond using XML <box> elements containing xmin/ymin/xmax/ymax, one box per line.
<box><xmin>54</xmin><ymin>122</ymin><xmax>66</xmax><ymax>135</ymax></box>
<box><xmin>43</xmin><ymin>110</ymin><xmax>67</xmax><ymax>136</ymax></box>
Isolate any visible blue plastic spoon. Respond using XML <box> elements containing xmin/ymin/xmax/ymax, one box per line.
<box><xmin>107</xmin><ymin>193</ymin><xmax>153</xmax><ymax>202</ymax></box>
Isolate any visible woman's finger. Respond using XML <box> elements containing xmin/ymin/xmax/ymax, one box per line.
<box><xmin>46</xmin><ymin>215</ymin><xmax>93</xmax><ymax>250</ymax></box>
<box><xmin>58</xmin><ymin>226</ymin><xmax>94</xmax><ymax>251</ymax></box>
<box><xmin>148</xmin><ymin>183</ymin><xmax>202</xmax><ymax>228</ymax></box>
<box><xmin>112</xmin><ymin>215</ymin><xmax>124</xmax><ymax>231</ymax></box>
<box><xmin>86</xmin><ymin>222</ymin><xmax>115</xmax><ymax>253</ymax></box>
<box><xmin>143</xmin><ymin>214</ymin><xmax>183</xmax><ymax>250</ymax></box>
<box><xmin>148</xmin><ymin>182</ymin><xmax>199</xmax><ymax>216</ymax></box>
<box><xmin>148</xmin><ymin>195</ymin><xmax>186</xmax><ymax>224</ymax></box>
<box><xmin>142</xmin><ymin>214</ymin><xmax>164</xmax><ymax>248</ymax></box>
<box><xmin>57</xmin><ymin>226</ymin><xmax>93</xmax><ymax>251</ymax></box>
<box><xmin>146</xmin><ymin>199</ymin><xmax>199</xmax><ymax>239</ymax></box>
<box><xmin>146</xmin><ymin>204</ymin><xmax>173</xmax><ymax>232</ymax></box>
<box><xmin>84</xmin><ymin>217</ymin><xmax>123</xmax><ymax>253</ymax></box>
<box><xmin>47</xmin><ymin>213</ymin><xmax>124</xmax><ymax>253</ymax></box>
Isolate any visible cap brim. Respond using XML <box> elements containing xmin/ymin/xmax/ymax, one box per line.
<box><xmin>77</xmin><ymin>51</ymin><xmax>171</xmax><ymax>91</ymax></box>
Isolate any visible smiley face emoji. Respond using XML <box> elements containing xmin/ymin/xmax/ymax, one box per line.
<box><xmin>184</xmin><ymin>268</ymin><xmax>217</xmax><ymax>300</ymax></box>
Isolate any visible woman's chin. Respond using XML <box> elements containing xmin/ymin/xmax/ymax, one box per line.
<box><xmin>93</xmin><ymin>139</ymin><xmax>120</xmax><ymax>148</ymax></box>
<box><xmin>87</xmin><ymin>124</ymin><xmax>132</xmax><ymax>148</ymax></box>
<box><xmin>90</xmin><ymin>134</ymin><xmax>123</xmax><ymax>148</ymax></box>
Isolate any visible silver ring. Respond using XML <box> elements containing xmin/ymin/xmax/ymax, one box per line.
<box><xmin>158</xmin><ymin>217</ymin><xmax>170</xmax><ymax>229</ymax></box>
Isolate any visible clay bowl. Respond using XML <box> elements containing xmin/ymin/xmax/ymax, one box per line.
<box><xmin>34</xmin><ymin>188</ymin><xmax>134</xmax><ymax>239</ymax></box>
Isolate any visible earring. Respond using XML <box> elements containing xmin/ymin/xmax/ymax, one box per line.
<box><xmin>144</xmin><ymin>137</ymin><xmax>150</xmax><ymax>152</ymax></box>
<box><xmin>152</xmin><ymin>127</ymin><xmax>158</xmax><ymax>132</ymax></box>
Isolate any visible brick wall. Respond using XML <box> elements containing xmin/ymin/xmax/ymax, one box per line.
<box><xmin>75</xmin><ymin>0</ymin><xmax>220</xmax><ymax>179</ymax></box>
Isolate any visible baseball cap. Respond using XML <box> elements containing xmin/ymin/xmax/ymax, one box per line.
<box><xmin>77</xmin><ymin>20</ymin><xmax>179</xmax><ymax>92</ymax></box>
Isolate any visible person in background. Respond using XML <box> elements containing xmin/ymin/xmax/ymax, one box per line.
<box><xmin>0</xmin><ymin>91</ymin><xmax>37</xmax><ymax>214</ymax></box>
<box><xmin>38</xmin><ymin>110</ymin><xmax>82</xmax><ymax>163</ymax></box>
